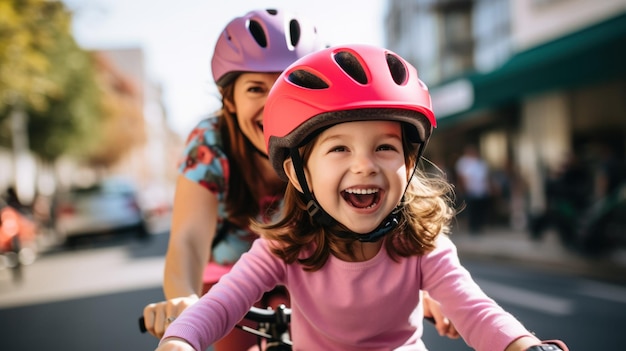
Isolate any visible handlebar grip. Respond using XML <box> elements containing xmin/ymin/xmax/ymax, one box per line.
<box><xmin>139</xmin><ymin>316</ymin><xmax>147</xmax><ymax>333</ymax></box>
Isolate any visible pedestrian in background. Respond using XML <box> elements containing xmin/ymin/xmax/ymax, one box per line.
<box><xmin>455</xmin><ymin>144</ymin><xmax>491</xmax><ymax>234</ymax></box>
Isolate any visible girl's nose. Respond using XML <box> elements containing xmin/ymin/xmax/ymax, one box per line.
<box><xmin>350</xmin><ymin>153</ymin><xmax>378</xmax><ymax>175</ymax></box>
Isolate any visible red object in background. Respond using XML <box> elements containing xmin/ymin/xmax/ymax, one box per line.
<box><xmin>1</xmin><ymin>205</ymin><xmax>36</xmax><ymax>253</ymax></box>
<box><xmin>0</xmin><ymin>200</ymin><xmax>38</xmax><ymax>283</ymax></box>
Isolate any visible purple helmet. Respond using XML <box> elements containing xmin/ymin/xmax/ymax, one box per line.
<box><xmin>211</xmin><ymin>9</ymin><xmax>324</xmax><ymax>87</ymax></box>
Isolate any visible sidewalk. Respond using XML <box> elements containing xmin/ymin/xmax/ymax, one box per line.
<box><xmin>451</xmin><ymin>227</ymin><xmax>626</xmax><ymax>285</ymax></box>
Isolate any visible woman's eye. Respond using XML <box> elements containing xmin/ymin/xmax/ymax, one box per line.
<box><xmin>247</xmin><ymin>86</ymin><xmax>265</xmax><ymax>93</ymax></box>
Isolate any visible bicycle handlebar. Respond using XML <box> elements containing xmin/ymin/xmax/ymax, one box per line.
<box><xmin>138</xmin><ymin>305</ymin><xmax>292</xmax><ymax>334</ymax></box>
<box><xmin>246</xmin><ymin>304</ymin><xmax>291</xmax><ymax>323</ymax></box>
<box><xmin>139</xmin><ymin>305</ymin><xmax>434</xmax><ymax>334</ymax></box>
<box><xmin>139</xmin><ymin>308</ymin><xmax>564</xmax><ymax>350</ymax></box>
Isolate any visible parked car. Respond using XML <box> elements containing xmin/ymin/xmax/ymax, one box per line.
<box><xmin>0</xmin><ymin>198</ymin><xmax>38</xmax><ymax>282</ymax></box>
<box><xmin>53</xmin><ymin>178</ymin><xmax>148</xmax><ymax>245</ymax></box>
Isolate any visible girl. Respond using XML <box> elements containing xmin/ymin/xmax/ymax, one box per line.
<box><xmin>142</xmin><ymin>9</ymin><xmax>456</xmax><ymax>349</ymax></box>
<box><xmin>154</xmin><ymin>43</ymin><xmax>558</xmax><ymax>351</ymax></box>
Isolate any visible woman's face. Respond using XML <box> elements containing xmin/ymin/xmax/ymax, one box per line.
<box><xmin>225</xmin><ymin>72</ymin><xmax>281</xmax><ymax>154</ymax></box>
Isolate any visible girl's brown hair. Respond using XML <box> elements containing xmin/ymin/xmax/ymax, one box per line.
<box><xmin>218</xmin><ymin>83</ymin><xmax>286</xmax><ymax>229</ymax></box>
<box><xmin>252</xmin><ymin>124</ymin><xmax>455</xmax><ymax>271</ymax></box>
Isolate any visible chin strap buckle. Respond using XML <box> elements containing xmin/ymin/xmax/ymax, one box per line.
<box><xmin>357</xmin><ymin>211</ymin><xmax>400</xmax><ymax>243</ymax></box>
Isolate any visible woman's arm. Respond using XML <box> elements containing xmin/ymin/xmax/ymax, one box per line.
<box><xmin>164</xmin><ymin>175</ymin><xmax>219</xmax><ymax>298</ymax></box>
<box><xmin>143</xmin><ymin>175</ymin><xmax>219</xmax><ymax>338</ymax></box>
<box><xmin>421</xmin><ymin>290</ymin><xmax>459</xmax><ymax>339</ymax></box>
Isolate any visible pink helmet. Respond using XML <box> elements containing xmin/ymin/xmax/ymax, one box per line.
<box><xmin>264</xmin><ymin>44</ymin><xmax>436</xmax><ymax>180</ymax></box>
<box><xmin>211</xmin><ymin>9</ymin><xmax>323</xmax><ymax>87</ymax></box>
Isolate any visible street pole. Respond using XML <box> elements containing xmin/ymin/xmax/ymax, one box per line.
<box><xmin>9</xmin><ymin>99</ymin><xmax>36</xmax><ymax>205</ymax></box>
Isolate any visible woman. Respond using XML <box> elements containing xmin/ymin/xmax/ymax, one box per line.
<box><xmin>143</xmin><ymin>9</ymin><xmax>323</xmax><ymax>350</ymax></box>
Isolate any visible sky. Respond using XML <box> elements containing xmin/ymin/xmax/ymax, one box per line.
<box><xmin>62</xmin><ymin>0</ymin><xmax>387</xmax><ymax>137</ymax></box>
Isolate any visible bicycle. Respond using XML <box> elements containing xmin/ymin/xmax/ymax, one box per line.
<box><xmin>140</xmin><ymin>305</ymin><xmax>435</xmax><ymax>351</ymax></box>
<box><xmin>140</xmin><ymin>308</ymin><xmax>565</xmax><ymax>351</ymax></box>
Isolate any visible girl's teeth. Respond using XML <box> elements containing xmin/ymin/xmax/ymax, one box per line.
<box><xmin>345</xmin><ymin>188</ymin><xmax>378</xmax><ymax>194</ymax></box>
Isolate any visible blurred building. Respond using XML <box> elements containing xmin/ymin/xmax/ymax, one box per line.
<box><xmin>55</xmin><ymin>48</ymin><xmax>182</xmax><ymax>212</ymax></box>
<box><xmin>385</xmin><ymin>0</ymin><xmax>626</xmax><ymax>227</ymax></box>
<box><xmin>95</xmin><ymin>48</ymin><xmax>181</xmax><ymax>210</ymax></box>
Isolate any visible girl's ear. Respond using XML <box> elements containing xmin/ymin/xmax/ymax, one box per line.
<box><xmin>283</xmin><ymin>158</ymin><xmax>304</xmax><ymax>193</ymax></box>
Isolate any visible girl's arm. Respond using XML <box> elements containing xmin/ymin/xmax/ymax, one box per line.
<box><xmin>420</xmin><ymin>236</ymin><xmax>539</xmax><ymax>351</ymax></box>
<box><xmin>504</xmin><ymin>336</ymin><xmax>542</xmax><ymax>351</ymax></box>
<box><xmin>155</xmin><ymin>337</ymin><xmax>195</xmax><ymax>351</ymax></box>
<box><xmin>505</xmin><ymin>337</ymin><xmax>569</xmax><ymax>351</ymax></box>
<box><xmin>160</xmin><ymin>239</ymin><xmax>285</xmax><ymax>351</ymax></box>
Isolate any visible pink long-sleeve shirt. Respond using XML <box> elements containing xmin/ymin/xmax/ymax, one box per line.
<box><xmin>162</xmin><ymin>235</ymin><xmax>533</xmax><ymax>350</ymax></box>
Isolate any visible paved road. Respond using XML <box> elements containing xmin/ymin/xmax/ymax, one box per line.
<box><xmin>1</xmin><ymin>231</ymin><xmax>625</xmax><ymax>350</ymax></box>
<box><xmin>452</xmin><ymin>227</ymin><xmax>626</xmax><ymax>285</ymax></box>
<box><xmin>0</xmin><ymin>231</ymin><xmax>167</xmax><ymax>351</ymax></box>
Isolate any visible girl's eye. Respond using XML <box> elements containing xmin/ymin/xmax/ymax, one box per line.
<box><xmin>377</xmin><ymin>144</ymin><xmax>397</xmax><ymax>151</ymax></box>
<box><xmin>329</xmin><ymin>146</ymin><xmax>347</xmax><ymax>153</ymax></box>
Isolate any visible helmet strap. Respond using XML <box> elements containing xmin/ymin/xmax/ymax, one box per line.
<box><xmin>289</xmin><ymin>148</ymin><xmax>336</xmax><ymax>226</ymax></box>
<box><xmin>334</xmin><ymin>207</ymin><xmax>401</xmax><ymax>242</ymax></box>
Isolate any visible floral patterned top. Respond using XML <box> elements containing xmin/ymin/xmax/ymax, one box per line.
<box><xmin>178</xmin><ymin>116</ymin><xmax>282</xmax><ymax>280</ymax></box>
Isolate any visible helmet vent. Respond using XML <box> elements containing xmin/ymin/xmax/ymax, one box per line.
<box><xmin>289</xmin><ymin>20</ymin><xmax>301</xmax><ymax>47</ymax></box>
<box><xmin>386</xmin><ymin>53</ymin><xmax>407</xmax><ymax>85</ymax></box>
<box><xmin>248</xmin><ymin>20</ymin><xmax>268</xmax><ymax>48</ymax></box>
<box><xmin>334</xmin><ymin>51</ymin><xmax>368</xmax><ymax>84</ymax></box>
<box><xmin>288</xmin><ymin>70</ymin><xmax>329</xmax><ymax>89</ymax></box>
<box><xmin>266</xmin><ymin>9</ymin><xmax>278</xmax><ymax>15</ymax></box>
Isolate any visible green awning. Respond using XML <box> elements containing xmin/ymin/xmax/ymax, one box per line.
<box><xmin>432</xmin><ymin>11</ymin><xmax>626</xmax><ymax>127</ymax></box>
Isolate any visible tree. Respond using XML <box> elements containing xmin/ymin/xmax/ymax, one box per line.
<box><xmin>0</xmin><ymin>0</ymin><xmax>104</xmax><ymax>161</ymax></box>
<box><xmin>83</xmin><ymin>52</ymin><xmax>146</xmax><ymax>168</ymax></box>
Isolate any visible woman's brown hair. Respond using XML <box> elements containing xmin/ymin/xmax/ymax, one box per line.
<box><xmin>218</xmin><ymin>82</ymin><xmax>286</xmax><ymax>229</ymax></box>
<box><xmin>252</xmin><ymin>124</ymin><xmax>455</xmax><ymax>271</ymax></box>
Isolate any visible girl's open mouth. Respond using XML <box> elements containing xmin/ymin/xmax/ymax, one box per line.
<box><xmin>341</xmin><ymin>188</ymin><xmax>380</xmax><ymax>209</ymax></box>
